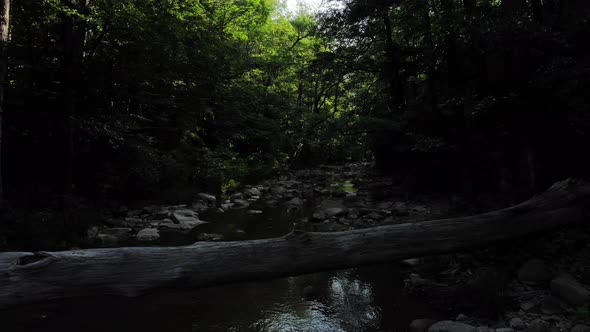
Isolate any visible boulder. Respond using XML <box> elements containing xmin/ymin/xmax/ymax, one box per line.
<box><xmin>428</xmin><ymin>321</ymin><xmax>477</xmax><ymax>332</ymax></box>
<box><xmin>97</xmin><ymin>234</ymin><xmax>119</xmax><ymax>246</ymax></box>
<box><xmin>526</xmin><ymin>320</ymin><xmax>551</xmax><ymax>332</ymax></box>
<box><xmin>510</xmin><ymin>318</ymin><xmax>526</xmax><ymax>330</ymax></box>
<box><xmin>391</xmin><ymin>202</ymin><xmax>410</xmax><ymax>216</ymax></box>
<box><xmin>496</xmin><ymin>329</ymin><xmax>515</xmax><ymax>332</ymax></box>
<box><xmin>244</xmin><ymin>187</ymin><xmax>261</xmax><ymax>197</ymax></box>
<box><xmin>247</xmin><ymin>210</ymin><xmax>263</xmax><ymax>214</ymax></box>
<box><xmin>191</xmin><ymin>201</ymin><xmax>209</xmax><ymax>212</ymax></box>
<box><xmin>550</xmin><ymin>275</ymin><xmax>590</xmax><ymax>306</ymax></box>
<box><xmin>136</xmin><ymin>228</ymin><xmax>160</xmax><ymax>241</ymax></box>
<box><xmin>410</xmin><ymin>319</ymin><xmax>437</xmax><ymax>332</ymax></box>
<box><xmin>286</xmin><ymin>197</ymin><xmax>304</xmax><ymax>207</ymax></box>
<box><xmin>571</xmin><ymin>325</ymin><xmax>590</xmax><ymax>332</ymax></box>
<box><xmin>98</xmin><ymin>228</ymin><xmax>132</xmax><ymax>242</ymax></box>
<box><xmin>540</xmin><ymin>296</ymin><xmax>564</xmax><ymax>315</ymax></box>
<box><xmin>233</xmin><ymin>199</ymin><xmax>250</xmax><ymax>209</ymax></box>
<box><xmin>197</xmin><ymin>193</ymin><xmax>217</xmax><ymax>204</ymax></box>
<box><xmin>518</xmin><ymin>259</ymin><xmax>553</xmax><ymax>284</ymax></box>
<box><xmin>170</xmin><ymin>209</ymin><xmax>207</xmax><ymax>230</ymax></box>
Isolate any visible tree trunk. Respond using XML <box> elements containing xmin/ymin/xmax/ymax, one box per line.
<box><xmin>0</xmin><ymin>0</ymin><xmax>9</xmax><ymax>206</ymax></box>
<box><xmin>0</xmin><ymin>179</ymin><xmax>588</xmax><ymax>308</ymax></box>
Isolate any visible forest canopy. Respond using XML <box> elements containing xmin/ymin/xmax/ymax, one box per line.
<box><xmin>1</xmin><ymin>0</ymin><xmax>589</xmax><ymax>208</ymax></box>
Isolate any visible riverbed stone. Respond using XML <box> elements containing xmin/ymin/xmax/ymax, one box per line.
<box><xmin>197</xmin><ymin>193</ymin><xmax>216</xmax><ymax>204</ymax></box>
<box><xmin>97</xmin><ymin>234</ymin><xmax>119</xmax><ymax>246</ymax></box>
<box><xmin>136</xmin><ymin>228</ymin><xmax>160</xmax><ymax>241</ymax></box>
<box><xmin>550</xmin><ymin>275</ymin><xmax>590</xmax><ymax>306</ymax></box>
<box><xmin>286</xmin><ymin>197</ymin><xmax>304</xmax><ymax>206</ymax></box>
<box><xmin>99</xmin><ymin>227</ymin><xmax>132</xmax><ymax>239</ymax></box>
<box><xmin>571</xmin><ymin>325</ymin><xmax>590</xmax><ymax>332</ymax></box>
<box><xmin>233</xmin><ymin>199</ymin><xmax>250</xmax><ymax>208</ymax></box>
<box><xmin>510</xmin><ymin>318</ymin><xmax>526</xmax><ymax>330</ymax></box>
<box><xmin>196</xmin><ymin>233</ymin><xmax>224</xmax><ymax>241</ymax></box>
<box><xmin>526</xmin><ymin>319</ymin><xmax>551</xmax><ymax>332</ymax></box>
<box><xmin>518</xmin><ymin>259</ymin><xmax>553</xmax><ymax>284</ymax></box>
<box><xmin>428</xmin><ymin>321</ymin><xmax>477</xmax><ymax>332</ymax></box>
<box><xmin>410</xmin><ymin>319</ymin><xmax>437</xmax><ymax>332</ymax></box>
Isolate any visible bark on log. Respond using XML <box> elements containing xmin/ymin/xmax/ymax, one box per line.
<box><xmin>0</xmin><ymin>179</ymin><xmax>589</xmax><ymax>307</ymax></box>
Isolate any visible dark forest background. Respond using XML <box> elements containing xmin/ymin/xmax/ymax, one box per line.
<box><xmin>0</xmin><ymin>0</ymin><xmax>589</xmax><ymax>246</ymax></box>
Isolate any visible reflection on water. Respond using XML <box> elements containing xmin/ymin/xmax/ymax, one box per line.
<box><xmin>1</xmin><ymin>264</ymin><xmax>441</xmax><ymax>332</ymax></box>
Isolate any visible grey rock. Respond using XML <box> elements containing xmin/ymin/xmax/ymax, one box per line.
<box><xmin>286</xmin><ymin>197</ymin><xmax>304</xmax><ymax>207</ymax></box>
<box><xmin>518</xmin><ymin>259</ymin><xmax>553</xmax><ymax>284</ymax></box>
<box><xmin>540</xmin><ymin>296</ymin><xmax>564</xmax><ymax>315</ymax></box>
<box><xmin>526</xmin><ymin>319</ymin><xmax>551</xmax><ymax>332</ymax></box>
<box><xmin>244</xmin><ymin>187</ymin><xmax>261</xmax><ymax>197</ymax></box>
<box><xmin>410</xmin><ymin>319</ymin><xmax>437</xmax><ymax>332</ymax></box>
<box><xmin>271</xmin><ymin>186</ymin><xmax>287</xmax><ymax>196</ymax></box>
<box><xmin>233</xmin><ymin>199</ymin><xmax>250</xmax><ymax>209</ymax></box>
<box><xmin>477</xmin><ymin>327</ymin><xmax>494</xmax><ymax>332</ymax></box>
<box><xmin>87</xmin><ymin>226</ymin><xmax>99</xmax><ymax>239</ymax></box>
<box><xmin>197</xmin><ymin>193</ymin><xmax>217</xmax><ymax>204</ymax></box>
<box><xmin>191</xmin><ymin>201</ymin><xmax>209</xmax><ymax>212</ymax></box>
<box><xmin>550</xmin><ymin>275</ymin><xmax>590</xmax><ymax>306</ymax></box>
<box><xmin>391</xmin><ymin>202</ymin><xmax>410</xmax><ymax>216</ymax></box>
<box><xmin>196</xmin><ymin>233</ymin><xmax>224</xmax><ymax>241</ymax></box>
<box><xmin>247</xmin><ymin>210</ymin><xmax>263</xmax><ymax>214</ymax></box>
<box><xmin>99</xmin><ymin>227</ymin><xmax>132</xmax><ymax>239</ymax></box>
<box><xmin>136</xmin><ymin>228</ymin><xmax>160</xmax><ymax>241</ymax></box>
<box><xmin>496</xmin><ymin>329</ymin><xmax>515</xmax><ymax>332</ymax></box>
<box><xmin>510</xmin><ymin>318</ymin><xmax>526</xmax><ymax>330</ymax></box>
<box><xmin>428</xmin><ymin>321</ymin><xmax>477</xmax><ymax>332</ymax></box>
<box><xmin>170</xmin><ymin>209</ymin><xmax>207</xmax><ymax>230</ymax></box>
<box><xmin>520</xmin><ymin>301</ymin><xmax>537</xmax><ymax>312</ymax></box>
<box><xmin>97</xmin><ymin>234</ymin><xmax>119</xmax><ymax>246</ymax></box>
<box><xmin>571</xmin><ymin>325</ymin><xmax>590</xmax><ymax>332</ymax></box>
<box><xmin>456</xmin><ymin>314</ymin><xmax>469</xmax><ymax>322</ymax></box>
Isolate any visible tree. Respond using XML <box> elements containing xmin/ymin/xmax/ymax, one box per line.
<box><xmin>0</xmin><ymin>0</ymin><xmax>9</xmax><ymax>206</ymax></box>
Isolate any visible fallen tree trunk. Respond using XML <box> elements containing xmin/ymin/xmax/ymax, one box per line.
<box><xmin>1</xmin><ymin>179</ymin><xmax>589</xmax><ymax>307</ymax></box>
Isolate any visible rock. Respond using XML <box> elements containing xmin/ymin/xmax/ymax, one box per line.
<box><xmin>98</xmin><ymin>227</ymin><xmax>132</xmax><ymax>240</ymax></box>
<box><xmin>377</xmin><ymin>201</ymin><xmax>393</xmax><ymax>210</ymax></box>
<box><xmin>526</xmin><ymin>320</ymin><xmax>551</xmax><ymax>332</ymax></box>
<box><xmin>247</xmin><ymin>210</ymin><xmax>263</xmax><ymax>214</ymax></box>
<box><xmin>477</xmin><ymin>327</ymin><xmax>494</xmax><ymax>332</ymax></box>
<box><xmin>158</xmin><ymin>222</ymin><xmax>190</xmax><ymax>231</ymax></box>
<box><xmin>550</xmin><ymin>275</ymin><xmax>590</xmax><ymax>306</ymax></box>
<box><xmin>520</xmin><ymin>301</ymin><xmax>537</xmax><ymax>312</ymax></box>
<box><xmin>97</xmin><ymin>234</ymin><xmax>119</xmax><ymax>246</ymax></box>
<box><xmin>391</xmin><ymin>202</ymin><xmax>410</xmax><ymax>216</ymax></box>
<box><xmin>191</xmin><ymin>201</ymin><xmax>209</xmax><ymax>212</ymax></box>
<box><xmin>456</xmin><ymin>314</ymin><xmax>469</xmax><ymax>322</ymax></box>
<box><xmin>366</xmin><ymin>212</ymin><xmax>383</xmax><ymax>220</ymax></box>
<box><xmin>540</xmin><ymin>296</ymin><xmax>564</xmax><ymax>315</ymax></box>
<box><xmin>244</xmin><ymin>187</ymin><xmax>261</xmax><ymax>197</ymax></box>
<box><xmin>170</xmin><ymin>209</ymin><xmax>207</xmax><ymax>230</ymax></box>
<box><xmin>271</xmin><ymin>186</ymin><xmax>287</xmax><ymax>196</ymax></box>
<box><xmin>153</xmin><ymin>209</ymin><xmax>171</xmax><ymax>220</ymax></box>
<box><xmin>428</xmin><ymin>321</ymin><xmax>477</xmax><ymax>332</ymax></box>
<box><xmin>401</xmin><ymin>258</ymin><xmax>423</xmax><ymax>267</ymax></box>
<box><xmin>233</xmin><ymin>199</ymin><xmax>250</xmax><ymax>209</ymax></box>
<box><xmin>496</xmin><ymin>329</ymin><xmax>515</xmax><ymax>332</ymax></box>
<box><xmin>221</xmin><ymin>203</ymin><xmax>234</xmax><ymax>210</ymax></box>
<box><xmin>302</xmin><ymin>285</ymin><xmax>318</xmax><ymax>300</ymax></box>
<box><xmin>510</xmin><ymin>318</ymin><xmax>526</xmax><ymax>330</ymax></box>
<box><xmin>196</xmin><ymin>233</ymin><xmax>224</xmax><ymax>241</ymax></box>
<box><xmin>410</xmin><ymin>319</ymin><xmax>437</xmax><ymax>332</ymax></box>
<box><xmin>87</xmin><ymin>226</ymin><xmax>99</xmax><ymax>238</ymax></box>
<box><xmin>197</xmin><ymin>193</ymin><xmax>217</xmax><ymax>204</ymax></box>
<box><xmin>136</xmin><ymin>228</ymin><xmax>160</xmax><ymax>241</ymax></box>
<box><xmin>518</xmin><ymin>259</ymin><xmax>553</xmax><ymax>284</ymax></box>
<box><xmin>571</xmin><ymin>325</ymin><xmax>590</xmax><ymax>332</ymax></box>
<box><xmin>286</xmin><ymin>197</ymin><xmax>304</xmax><ymax>207</ymax></box>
